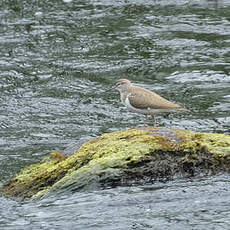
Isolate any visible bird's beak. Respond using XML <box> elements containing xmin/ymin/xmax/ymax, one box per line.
<box><xmin>105</xmin><ymin>85</ymin><xmax>117</xmax><ymax>92</ymax></box>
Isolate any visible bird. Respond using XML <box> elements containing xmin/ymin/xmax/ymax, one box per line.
<box><xmin>108</xmin><ymin>79</ymin><xmax>189</xmax><ymax>126</ymax></box>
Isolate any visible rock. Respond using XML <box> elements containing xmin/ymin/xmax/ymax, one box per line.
<box><xmin>1</xmin><ymin>127</ymin><xmax>230</xmax><ymax>200</ymax></box>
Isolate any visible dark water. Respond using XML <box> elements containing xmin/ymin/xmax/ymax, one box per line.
<box><xmin>0</xmin><ymin>0</ymin><xmax>230</xmax><ymax>229</ymax></box>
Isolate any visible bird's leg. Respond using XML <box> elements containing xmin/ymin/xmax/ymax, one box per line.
<box><xmin>152</xmin><ymin>115</ymin><xmax>156</xmax><ymax>127</ymax></box>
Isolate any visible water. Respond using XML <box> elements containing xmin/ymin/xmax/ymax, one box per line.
<box><xmin>1</xmin><ymin>175</ymin><xmax>230</xmax><ymax>230</ymax></box>
<box><xmin>0</xmin><ymin>0</ymin><xmax>230</xmax><ymax>229</ymax></box>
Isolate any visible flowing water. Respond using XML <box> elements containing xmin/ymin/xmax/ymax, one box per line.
<box><xmin>0</xmin><ymin>0</ymin><xmax>230</xmax><ymax>229</ymax></box>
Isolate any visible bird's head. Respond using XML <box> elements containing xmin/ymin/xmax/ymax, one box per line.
<box><xmin>114</xmin><ymin>79</ymin><xmax>132</xmax><ymax>93</ymax></box>
<box><xmin>105</xmin><ymin>79</ymin><xmax>132</xmax><ymax>93</ymax></box>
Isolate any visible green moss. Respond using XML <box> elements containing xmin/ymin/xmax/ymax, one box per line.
<box><xmin>1</xmin><ymin>127</ymin><xmax>230</xmax><ymax>200</ymax></box>
<box><xmin>177</xmin><ymin>130</ymin><xmax>230</xmax><ymax>156</ymax></box>
<box><xmin>0</xmin><ymin>151</ymin><xmax>69</xmax><ymax>199</ymax></box>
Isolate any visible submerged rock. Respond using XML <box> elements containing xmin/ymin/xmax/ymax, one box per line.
<box><xmin>1</xmin><ymin>127</ymin><xmax>230</xmax><ymax>200</ymax></box>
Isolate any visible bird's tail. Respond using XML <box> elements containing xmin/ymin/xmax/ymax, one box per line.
<box><xmin>179</xmin><ymin>107</ymin><xmax>190</xmax><ymax>112</ymax></box>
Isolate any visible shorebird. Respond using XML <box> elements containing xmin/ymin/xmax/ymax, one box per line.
<box><xmin>108</xmin><ymin>79</ymin><xmax>189</xmax><ymax>125</ymax></box>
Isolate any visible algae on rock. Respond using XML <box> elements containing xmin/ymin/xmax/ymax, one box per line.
<box><xmin>1</xmin><ymin>127</ymin><xmax>230</xmax><ymax>200</ymax></box>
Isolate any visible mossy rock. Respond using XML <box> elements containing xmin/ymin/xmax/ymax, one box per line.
<box><xmin>1</xmin><ymin>127</ymin><xmax>230</xmax><ymax>200</ymax></box>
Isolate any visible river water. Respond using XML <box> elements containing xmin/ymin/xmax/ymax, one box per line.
<box><xmin>0</xmin><ymin>0</ymin><xmax>230</xmax><ymax>229</ymax></box>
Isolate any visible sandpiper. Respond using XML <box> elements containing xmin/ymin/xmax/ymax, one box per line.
<box><xmin>108</xmin><ymin>79</ymin><xmax>189</xmax><ymax>125</ymax></box>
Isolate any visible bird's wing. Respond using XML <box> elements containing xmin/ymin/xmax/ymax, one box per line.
<box><xmin>128</xmin><ymin>86</ymin><xmax>183</xmax><ymax>110</ymax></box>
